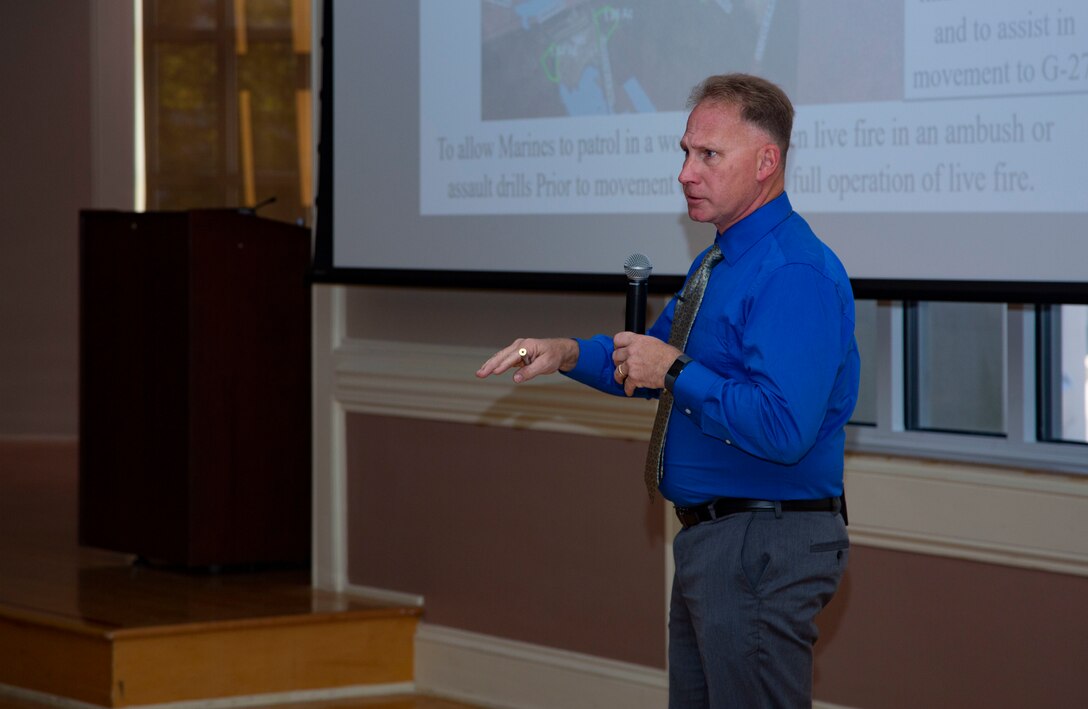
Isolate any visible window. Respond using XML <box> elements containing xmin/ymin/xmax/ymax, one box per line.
<box><xmin>142</xmin><ymin>0</ymin><xmax>312</xmax><ymax>226</ymax></box>
<box><xmin>906</xmin><ymin>301</ymin><xmax>1005</xmax><ymax>436</ymax></box>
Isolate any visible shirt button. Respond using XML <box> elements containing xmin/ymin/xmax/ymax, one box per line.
<box><xmin>726</xmin><ymin>439</ymin><xmax>733</xmax><ymax>445</ymax></box>
<box><xmin>684</xmin><ymin>408</ymin><xmax>692</xmax><ymax>415</ymax></box>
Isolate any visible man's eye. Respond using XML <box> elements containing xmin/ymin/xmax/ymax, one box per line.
<box><xmin>704</xmin><ymin>150</ymin><xmax>717</xmax><ymax>159</ymax></box>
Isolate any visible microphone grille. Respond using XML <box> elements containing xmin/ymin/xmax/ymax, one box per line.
<box><xmin>623</xmin><ymin>253</ymin><xmax>653</xmax><ymax>281</ymax></box>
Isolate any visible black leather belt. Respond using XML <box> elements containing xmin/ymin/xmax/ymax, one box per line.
<box><xmin>674</xmin><ymin>496</ymin><xmax>843</xmax><ymax>528</ymax></box>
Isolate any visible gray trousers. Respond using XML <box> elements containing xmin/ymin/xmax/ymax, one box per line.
<box><xmin>668</xmin><ymin>508</ymin><xmax>849</xmax><ymax>709</ymax></box>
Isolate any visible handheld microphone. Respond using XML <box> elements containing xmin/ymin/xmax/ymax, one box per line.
<box><xmin>623</xmin><ymin>253</ymin><xmax>653</xmax><ymax>334</ymax></box>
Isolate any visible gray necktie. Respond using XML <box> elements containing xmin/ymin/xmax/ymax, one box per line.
<box><xmin>643</xmin><ymin>243</ymin><xmax>723</xmax><ymax>499</ymax></box>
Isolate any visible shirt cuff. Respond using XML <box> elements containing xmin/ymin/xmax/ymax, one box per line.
<box><xmin>669</xmin><ymin>359</ymin><xmax>716</xmax><ymax>422</ymax></box>
<box><xmin>561</xmin><ymin>335</ymin><xmax>612</xmax><ymax>387</ymax></box>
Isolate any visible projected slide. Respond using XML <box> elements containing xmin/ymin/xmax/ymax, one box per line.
<box><xmin>420</xmin><ymin>0</ymin><xmax>1087</xmax><ymax>217</ymax></box>
<box><xmin>327</xmin><ymin>0</ymin><xmax>1088</xmax><ymax>287</ymax></box>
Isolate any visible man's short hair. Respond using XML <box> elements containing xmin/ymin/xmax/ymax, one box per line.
<box><xmin>688</xmin><ymin>73</ymin><xmax>794</xmax><ymax>159</ymax></box>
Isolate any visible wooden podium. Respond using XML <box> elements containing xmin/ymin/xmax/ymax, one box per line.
<box><xmin>78</xmin><ymin>210</ymin><xmax>312</xmax><ymax>568</ymax></box>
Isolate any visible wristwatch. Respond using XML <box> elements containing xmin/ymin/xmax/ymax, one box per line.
<box><xmin>664</xmin><ymin>354</ymin><xmax>693</xmax><ymax>393</ymax></box>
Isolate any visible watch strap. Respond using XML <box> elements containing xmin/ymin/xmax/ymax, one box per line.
<box><xmin>664</xmin><ymin>354</ymin><xmax>693</xmax><ymax>392</ymax></box>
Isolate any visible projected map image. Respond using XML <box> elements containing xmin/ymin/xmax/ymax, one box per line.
<box><xmin>481</xmin><ymin>0</ymin><xmax>798</xmax><ymax>120</ymax></box>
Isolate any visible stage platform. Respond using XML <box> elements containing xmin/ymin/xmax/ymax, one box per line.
<box><xmin>0</xmin><ymin>441</ymin><xmax>423</xmax><ymax>708</ymax></box>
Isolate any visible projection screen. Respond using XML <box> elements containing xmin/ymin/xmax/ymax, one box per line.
<box><xmin>311</xmin><ymin>0</ymin><xmax>1088</xmax><ymax>301</ymax></box>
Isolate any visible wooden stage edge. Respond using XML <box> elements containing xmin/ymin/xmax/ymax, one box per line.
<box><xmin>0</xmin><ymin>601</ymin><xmax>421</xmax><ymax>708</ymax></box>
<box><xmin>0</xmin><ymin>441</ymin><xmax>422</xmax><ymax>708</ymax></box>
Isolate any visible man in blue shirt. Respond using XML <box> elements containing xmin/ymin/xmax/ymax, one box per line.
<box><xmin>477</xmin><ymin>74</ymin><xmax>859</xmax><ymax>708</ymax></box>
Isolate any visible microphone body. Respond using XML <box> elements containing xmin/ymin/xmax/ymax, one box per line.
<box><xmin>626</xmin><ymin>280</ymin><xmax>647</xmax><ymax>334</ymax></box>
<box><xmin>623</xmin><ymin>254</ymin><xmax>653</xmax><ymax>334</ymax></box>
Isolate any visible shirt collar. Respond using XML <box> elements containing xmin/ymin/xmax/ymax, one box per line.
<box><xmin>715</xmin><ymin>192</ymin><xmax>794</xmax><ymax>265</ymax></box>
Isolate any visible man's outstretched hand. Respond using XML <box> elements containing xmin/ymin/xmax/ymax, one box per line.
<box><xmin>476</xmin><ymin>338</ymin><xmax>580</xmax><ymax>384</ymax></box>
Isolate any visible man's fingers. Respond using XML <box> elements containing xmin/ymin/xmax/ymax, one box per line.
<box><xmin>513</xmin><ymin>361</ymin><xmax>541</xmax><ymax>383</ymax></box>
<box><xmin>477</xmin><ymin>343</ymin><xmax>522</xmax><ymax>378</ymax></box>
<box><xmin>477</xmin><ymin>340</ymin><xmax>536</xmax><ymax>379</ymax></box>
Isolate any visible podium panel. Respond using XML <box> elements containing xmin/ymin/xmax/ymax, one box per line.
<box><xmin>79</xmin><ymin>210</ymin><xmax>311</xmax><ymax>567</ymax></box>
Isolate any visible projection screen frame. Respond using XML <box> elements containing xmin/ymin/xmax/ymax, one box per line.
<box><xmin>309</xmin><ymin>0</ymin><xmax>1088</xmax><ymax>305</ymax></box>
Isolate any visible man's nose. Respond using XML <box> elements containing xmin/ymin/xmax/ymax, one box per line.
<box><xmin>678</xmin><ymin>160</ymin><xmax>694</xmax><ymax>184</ymax></box>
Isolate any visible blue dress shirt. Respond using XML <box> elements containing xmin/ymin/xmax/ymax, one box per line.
<box><xmin>565</xmin><ymin>193</ymin><xmax>860</xmax><ymax>506</ymax></box>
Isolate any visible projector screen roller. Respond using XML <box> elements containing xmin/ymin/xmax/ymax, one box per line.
<box><xmin>313</xmin><ymin>0</ymin><xmax>1088</xmax><ymax>301</ymax></box>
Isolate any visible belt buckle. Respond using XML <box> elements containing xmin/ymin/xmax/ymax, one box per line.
<box><xmin>675</xmin><ymin>506</ymin><xmax>699</xmax><ymax>528</ymax></box>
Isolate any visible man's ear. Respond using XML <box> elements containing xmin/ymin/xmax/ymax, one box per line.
<box><xmin>755</xmin><ymin>143</ymin><xmax>781</xmax><ymax>182</ymax></box>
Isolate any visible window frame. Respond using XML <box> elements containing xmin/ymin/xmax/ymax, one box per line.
<box><xmin>846</xmin><ymin>301</ymin><xmax>1088</xmax><ymax>475</ymax></box>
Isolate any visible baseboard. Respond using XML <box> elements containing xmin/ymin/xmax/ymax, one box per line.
<box><xmin>414</xmin><ymin>623</ymin><xmax>667</xmax><ymax>709</ymax></box>
<box><xmin>343</xmin><ymin>582</ymin><xmax>425</xmax><ymax>608</ymax></box>
<box><xmin>414</xmin><ymin>623</ymin><xmax>860</xmax><ymax>709</ymax></box>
